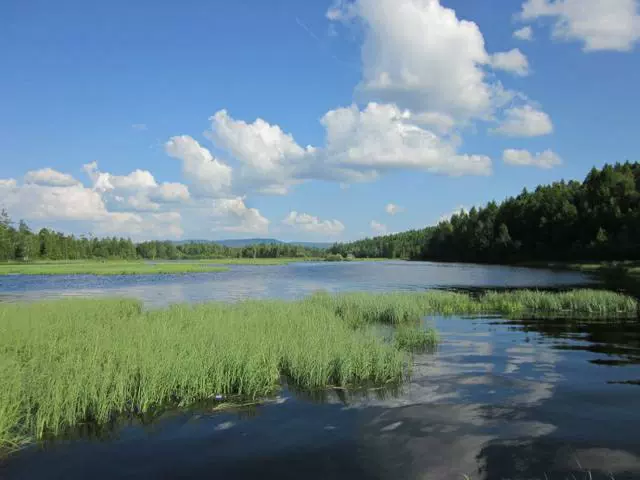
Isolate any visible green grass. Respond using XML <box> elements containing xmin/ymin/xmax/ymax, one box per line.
<box><xmin>0</xmin><ymin>296</ymin><xmax>412</xmax><ymax>449</ymax></box>
<box><xmin>0</xmin><ymin>289</ymin><xmax>636</xmax><ymax>451</ymax></box>
<box><xmin>479</xmin><ymin>289</ymin><xmax>639</xmax><ymax>316</ymax></box>
<box><xmin>393</xmin><ymin>326</ymin><xmax>439</xmax><ymax>351</ymax></box>
<box><xmin>308</xmin><ymin>289</ymin><xmax>638</xmax><ymax>321</ymax></box>
<box><xmin>0</xmin><ymin>261</ymin><xmax>229</xmax><ymax>275</ymax></box>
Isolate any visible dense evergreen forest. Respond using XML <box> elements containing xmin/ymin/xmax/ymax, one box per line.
<box><xmin>330</xmin><ymin>162</ymin><xmax>640</xmax><ymax>263</ymax></box>
<box><xmin>0</xmin><ymin>211</ymin><xmax>323</xmax><ymax>261</ymax></box>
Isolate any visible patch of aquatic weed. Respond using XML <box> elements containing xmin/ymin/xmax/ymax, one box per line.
<box><xmin>479</xmin><ymin>289</ymin><xmax>638</xmax><ymax>317</ymax></box>
<box><xmin>393</xmin><ymin>325</ymin><xmax>439</xmax><ymax>352</ymax></box>
<box><xmin>0</xmin><ymin>297</ymin><xmax>409</xmax><ymax>449</ymax></box>
<box><xmin>307</xmin><ymin>289</ymin><xmax>638</xmax><ymax>321</ymax></box>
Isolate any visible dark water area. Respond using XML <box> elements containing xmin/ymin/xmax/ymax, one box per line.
<box><xmin>0</xmin><ymin>261</ymin><xmax>595</xmax><ymax>307</ymax></box>
<box><xmin>2</xmin><ymin>262</ymin><xmax>640</xmax><ymax>479</ymax></box>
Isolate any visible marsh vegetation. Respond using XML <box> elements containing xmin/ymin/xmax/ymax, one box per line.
<box><xmin>0</xmin><ymin>289</ymin><xmax>636</xmax><ymax>451</ymax></box>
<box><xmin>0</xmin><ymin>261</ymin><xmax>230</xmax><ymax>275</ymax></box>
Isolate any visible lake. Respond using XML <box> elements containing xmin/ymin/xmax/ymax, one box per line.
<box><xmin>1</xmin><ymin>261</ymin><xmax>639</xmax><ymax>479</ymax></box>
<box><xmin>0</xmin><ymin>260</ymin><xmax>595</xmax><ymax>307</ymax></box>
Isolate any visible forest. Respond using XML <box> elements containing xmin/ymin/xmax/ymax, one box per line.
<box><xmin>0</xmin><ymin>212</ymin><xmax>323</xmax><ymax>261</ymax></box>
<box><xmin>330</xmin><ymin>161</ymin><xmax>640</xmax><ymax>263</ymax></box>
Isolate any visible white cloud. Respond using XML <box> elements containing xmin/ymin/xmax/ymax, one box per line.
<box><xmin>283</xmin><ymin>211</ymin><xmax>345</xmax><ymax>236</ymax></box>
<box><xmin>503</xmin><ymin>148</ymin><xmax>563</xmax><ymax>169</ymax></box>
<box><xmin>0</xmin><ymin>180</ymin><xmax>109</xmax><ymax>221</ymax></box>
<box><xmin>83</xmin><ymin>161</ymin><xmax>157</xmax><ymax>193</ymax></box>
<box><xmin>24</xmin><ymin>168</ymin><xmax>80</xmax><ymax>187</ymax></box>
<box><xmin>212</xmin><ymin>197</ymin><xmax>269</xmax><ymax>234</ymax></box>
<box><xmin>207</xmin><ymin>110</ymin><xmax>314</xmax><ymax>195</ymax></box>
<box><xmin>83</xmin><ymin>161</ymin><xmax>190</xmax><ymax>213</ymax></box>
<box><xmin>493</xmin><ymin>105</ymin><xmax>553</xmax><ymax>137</ymax></box>
<box><xmin>119</xmin><ymin>193</ymin><xmax>160</xmax><ymax>212</ymax></box>
<box><xmin>149</xmin><ymin>182</ymin><xmax>190</xmax><ymax>203</ymax></box>
<box><xmin>385</xmin><ymin>203</ymin><xmax>404</xmax><ymax>215</ymax></box>
<box><xmin>411</xmin><ymin>111</ymin><xmax>456</xmax><ymax>134</ymax></box>
<box><xmin>165</xmin><ymin>135</ymin><xmax>233</xmax><ymax>197</ymax></box>
<box><xmin>514</xmin><ymin>26</ymin><xmax>534</xmax><ymax>41</ymax></box>
<box><xmin>131</xmin><ymin>123</ymin><xmax>148</xmax><ymax>131</ymax></box>
<box><xmin>329</xmin><ymin>0</ymin><xmax>499</xmax><ymax>120</ymax></box>
<box><xmin>96</xmin><ymin>211</ymin><xmax>183</xmax><ymax>239</ymax></box>
<box><xmin>203</xmin><ymin>105</ymin><xmax>491</xmax><ymax>197</ymax></box>
<box><xmin>521</xmin><ymin>0</ymin><xmax>640</xmax><ymax>52</ymax></box>
<box><xmin>209</xmin><ymin>110</ymin><xmax>311</xmax><ymax>172</ymax></box>
<box><xmin>491</xmin><ymin>49</ymin><xmax>530</xmax><ymax>76</ymax></box>
<box><xmin>321</xmin><ymin>103</ymin><xmax>492</xmax><ymax>176</ymax></box>
<box><xmin>0</xmin><ymin>176</ymin><xmax>184</xmax><ymax>240</ymax></box>
<box><xmin>370</xmin><ymin>220</ymin><xmax>388</xmax><ymax>235</ymax></box>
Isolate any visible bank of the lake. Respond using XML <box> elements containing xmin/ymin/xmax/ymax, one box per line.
<box><xmin>0</xmin><ymin>289</ymin><xmax>636</xmax><ymax>451</ymax></box>
<box><xmin>0</xmin><ymin>261</ymin><xmax>230</xmax><ymax>276</ymax></box>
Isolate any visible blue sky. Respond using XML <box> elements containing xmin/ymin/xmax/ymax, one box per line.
<box><xmin>1</xmin><ymin>0</ymin><xmax>639</xmax><ymax>241</ymax></box>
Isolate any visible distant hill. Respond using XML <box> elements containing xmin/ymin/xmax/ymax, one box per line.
<box><xmin>172</xmin><ymin>238</ymin><xmax>333</xmax><ymax>249</ymax></box>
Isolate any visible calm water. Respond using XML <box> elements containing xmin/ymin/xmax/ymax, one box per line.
<box><xmin>2</xmin><ymin>262</ymin><xmax>640</xmax><ymax>479</ymax></box>
<box><xmin>0</xmin><ymin>260</ymin><xmax>594</xmax><ymax>307</ymax></box>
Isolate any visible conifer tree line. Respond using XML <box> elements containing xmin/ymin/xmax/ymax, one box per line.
<box><xmin>330</xmin><ymin>162</ymin><xmax>640</xmax><ymax>262</ymax></box>
<box><xmin>0</xmin><ymin>212</ymin><xmax>323</xmax><ymax>261</ymax></box>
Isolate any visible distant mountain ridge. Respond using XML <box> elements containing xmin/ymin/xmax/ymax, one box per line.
<box><xmin>172</xmin><ymin>238</ymin><xmax>332</xmax><ymax>249</ymax></box>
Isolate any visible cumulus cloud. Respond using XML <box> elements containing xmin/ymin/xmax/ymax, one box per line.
<box><xmin>283</xmin><ymin>211</ymin><xmax>345</xmax><ymax>235</ymax></box>
<box><xmin>24</xmin><ymin>168</ymin><xmax>80</xmax><ymax>187</ymax></box>
<box><xmin>503</xmin><ymin>148</ymin><xmax>563</xmax><ymax>169</ymax></box>
<box><xmin>165</xmin><ymin>135</ymin><xmax>232</xmax><ymax>197</ymax></box>
<box><xmin>149</xmin><ymin>182</ymin><xmax>190</xmax><ymax>203</ymax></box>
<box><xmin>321</xmin><ymin>103</ymin><xmax>492</xmax><ymax>176</ymax></box>
<box><xmin>493</xmin><ymin>105</ymin><xmax>553</xmax><ymax>137</ymax></box>
<box><xmin>204</xmin><ymin>105</ymin><xmax>492</xmax><ymax>196</ymax></box>
<box><xmin>521</xmin><ymin>0</ymin><xmax>640</xmax><ymax>52</ymax></box>
<box><xmin>212</xmin><ymin>197</ymin><xmax>269</xmax><ymax>234</ymax></box>
<box><xmin>0</xmin><ymin>175</ymin><xmax>184</xmax><ymax>240</ymax></box>
<box><xmin>83</xmin><ymin>161</ymin><xmax>157</xmax><ymax>193</ymax></box>
<box><xmin>385</xmin><ymin>203</ymin><xmax>404</xmax><ymax>215</ymax></box>
<box><xmin>328</xmin><ymin>0</ymin><xmax>500</xmax><ymax>120</ymax></box>
<box><xmin>0</xmin><ymin>181</ymin><xmax>108</xmax><ymax>221</ymax></box>
<box><xmin>96</xmin><ymin>211</ymin><xmax>183</xmax><ymax>239</ymax></box>
<box><xmin>370</xmin><ymin>220</ymin><xmax>388</xmax><ymax>235</ymax></box>
<box><xmin>207</xmin><ymin>110</ymin><xmax>314</xmax><ymax>195</ymax></box>
<box><xmin>83</xmin><ymin>161</ymin><xmax>190</xmax><ymax>213</ymax></box>
<box><xmin>514</xmin><ymin>26</ymin><xmax>534</xmax><ymax>41</ymax></box>
<box><xmin>491</xmin><ymin>49</ymin><xmax>530</xmax><ymax>76</ymax></box>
